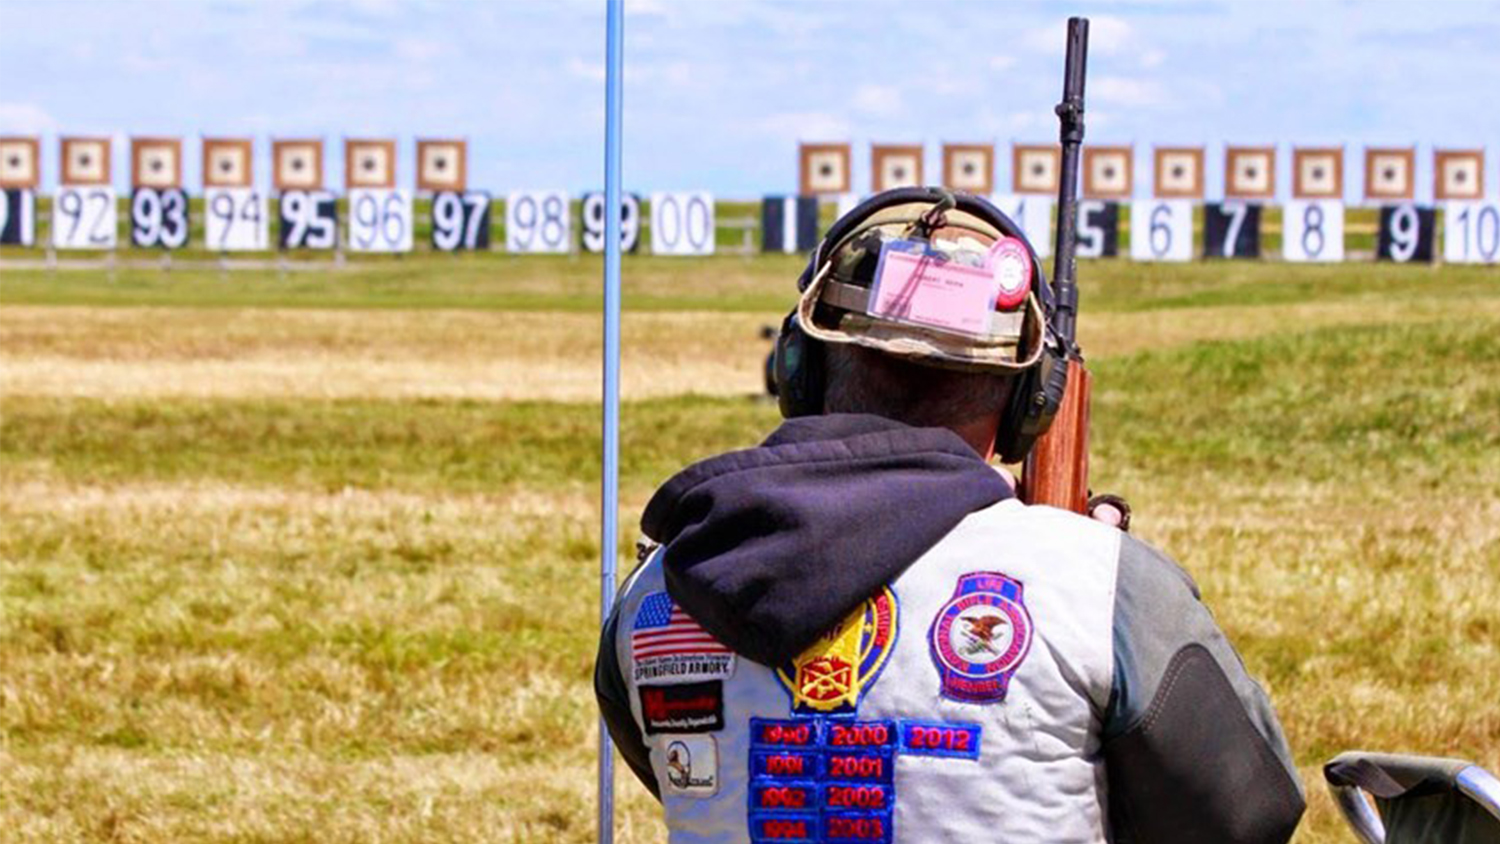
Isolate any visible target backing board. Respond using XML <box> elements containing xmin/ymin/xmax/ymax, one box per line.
<box><xmin>1364</xmin><ymin>147</ymin><xmax>1415</xmax><ymax>202</ymax></box>
<box><xmin>1083</xmin><ymin>146</ymin><xmax>1132</xmax><ymax>199</ymax></box>
<box><xmin>942</xmin><ymin>144</ymin><xmax>993</xmax><ymax>194</ymax></box>
<box><xmin>1012</xmin><ymin>145</ymin><xmax>1059</xmax><ymax>195</ymax></box>
<box><xmin>1224</xmin><ymin>146</ymin><xmax>1276</xmax><ymax>200</ymax></box>
<box><xmin>273</xmin><ymin>140</ymin><xmax>324</xmax><ymax>191</ymax></box>
<box><xmin>800</xmin><ymin>143</ymin><xmax>852</xmax><ymax>196</ymax></box>
<box><xmin>131</xmin><ymin>137</ymin><xmax>182</xmax><ymax>189</ymax></box>
<box><xmin>61</xmin><ymin>137</ymin><xmax>111</xmax><ymax>185</ymax></box>
<box><xmin>203</xmin><ymin>138</ymin><xmax>253</xmax><ymax>188</ymax></box>
<box><xmin>0</xmin><ymin>137</ymin><xmax>40</xmax><ymax>189</ymax></box>
<box><xmin>1434</xmin><ymin>150</ymin><xmax>1485</xmax><ymax>201</ymax></box>
<box><xmin>1292</xmin><ymin>147</ymin><xmax>1344</xmax><ymax>199</ymax></box>
<box><xmin>872</xmin><ymin>145</ymin><xmax>923</xmax><ymax>192</ymax></box>
<box><xmin>1153</xmin><ymin>147</ymin><xmax>1204</xmax><ymax>199</ymax></box>
<box><xmin>417</xmin><ymin>139</ymin><xmax>466</xmax><ymax>192</ymax></box>
<box><xmin>346</xmin><ymin>139</ymin><xmax>397</xmax><ymax>190</ymax></box>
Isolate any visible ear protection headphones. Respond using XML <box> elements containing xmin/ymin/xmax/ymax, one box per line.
<box><xmin>772</xmin><ymin>187</ymin><xmax>1068</xmax><ymax>464</ymax></box>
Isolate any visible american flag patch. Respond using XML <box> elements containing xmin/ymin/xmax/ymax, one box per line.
<box><xmin>632</xmin><ymin>592</ymin><xmax>730</xmax><ymax>659</ymax></box>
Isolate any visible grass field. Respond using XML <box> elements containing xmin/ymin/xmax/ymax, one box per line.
<box><xmin>1</xmin><ymin>254</ymin><xmax>1497</xmax><ymax>842</ymax></box>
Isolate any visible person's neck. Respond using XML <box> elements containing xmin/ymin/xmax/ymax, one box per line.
<box><xmin>949</xmin><ymin>413</ymin><xmax>1002</xmax><ymax>462</ymax></box>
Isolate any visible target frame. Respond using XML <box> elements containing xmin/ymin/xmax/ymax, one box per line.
<box><xmin>1292</xmin><ymin>147</ymin><xmax>1344</xmax><ymax>200</ymax></box>
<box><xmin>1152</xmin><ymin>147</ymin><xmax>1204</xmax><ymax>199</ymax></box>
<box><xmin>60</xmin><ymin>136</ymin><xmax>112</xmax><ymax>186</ymax></box>
<box><xmin>273</xmin><ymin>139</ymin><xmax>325</xmax><ymax>192</ymax></box>
<box><xmin>345</xmin><ymin>139</ymin><xmax>398</xmax><ymax>190</ymax></box>
<box><xmin>1433</xmin><ymin>149</ymin><xmax>1485</xmax><ymax>201</ymax></box>
<box><xmin>871</xmin><ymin>144</ymin><xmax>924</xmax><ymax>193</ymax></box>
<box><xmin>942</xmin><ymin>143</ymin><xmax>994</xmax><ymax>194</ymax></box>
<box><xmin>416</xmin><ymin>139</ymin><xmax>467</xmax><ymax>193</ymax></box>
<box><xmin>799</xmin><ymin>143</ymin><xmax>852</xmax><ymax>196</ymax></box>
<box><xmin>202</xmin><ymin>138</ymin><xmax>254</xmax><ymax>188</ymax></box>
<box><xmin>1363</xmin><ymin>147</ymin><xmax>1415</xmax><ymax>202</ymax></box>
<box><xmin>1082</xmin><ymin>145</ymin><xmax>1133</xmax><ymax>199</ymax></box>
<box><xmin>1012</xmin><ymin>144</ymin><xmax>1060</xmax><ymax>195</ymax></box>
<box><xmin>131</xmin><ymin>137</ymin><xmax>183</xmax><ymax>189</ymax></box>
<box><xmin>1224</xmin><ymin>146</ymin><xmax>1277</xmax><ymax>200</ymax></box>
<box><xmin>0</xmin><ymin>137</ymin><xmax>41</xmax><ymax>189</ymax></box>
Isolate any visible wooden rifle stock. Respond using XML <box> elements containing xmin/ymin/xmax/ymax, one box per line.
<box><xmin>1022</xmin><ymin>359</ymin><xmax>1090</xmax><ymax>513</ymax></box>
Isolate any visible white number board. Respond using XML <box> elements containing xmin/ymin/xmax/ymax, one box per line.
<box><xmin>279</xmin><ymin>190</ymin><xmax>339</xmax><ymax>250</ymax></box>
<box><xmin>1</xmin><ymin>189</ymin><xmax>36</xmax><ymax>246</ymax></box>
<box><xmin>432</xmin><ymin>191</ymin><xmax>491</xmax><ymax>251</ymax></box>
<box><xmin>506</xmin><ymin>191</ymin><xmax>571</xmax><ymax>254</ymax></box>
<box><xmin>205</xmin><ymin>188</ymin><xmax>268</xmax><ymax>251</ymax></box>
<box><xmin>130</xmin><ymin>188</ymin><xmax>189</xmax><ymax>249</ymax></box>
<box><xmin>52</xmin><ymin>186</ymin><xmax>118</xmax><ymax>250</ymax></box>
<box><xmin>991</xmin><ymin>194</ymin><xmax>1053</xmax><ymax>259</ymax></box>
<box><xmin>650</xmin><ymin>192</ymin><xmax>715</xmax><ymax>256</ymax></box>
<box><xmin>1130</xmin><ymin>200</ymin><xmax>1194</xmax><ymax>262</ymax></box>
<box><xmin>348</xmin><ymin>189</ymin><xmax>413</xmax><ymax>253</ymax></box>
<box><xmin>580</xmin><ymin>192</ymin><xmax>641</xmax><ymax>253</ymax></box>
<box><xmin>1282</xmin><ymin>200</ymin><xmax>1344</xmax><ymax>262</ymax></box>
<box><xmin>1443</xmin><ymin>202</ymin><xmax>1500</xmax><ymax>264</ymax></box>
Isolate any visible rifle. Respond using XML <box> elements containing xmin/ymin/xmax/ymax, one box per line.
<box><xmin>1022</xmin><ymin>17</ymin><xmax>1092</xmax><ymax>515</ymax></box>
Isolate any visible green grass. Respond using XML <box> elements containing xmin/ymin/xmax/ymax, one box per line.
<box><xmin>2</xmin><ymin>259</ymin><xmax>1499</xmax><ymax>842</ymax></box>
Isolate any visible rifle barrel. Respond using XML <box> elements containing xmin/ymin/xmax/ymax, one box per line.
<box><xmin>1050</xmin><ymin>17</ymin><xmax>1089</xmax><ymax>350</ymax></box>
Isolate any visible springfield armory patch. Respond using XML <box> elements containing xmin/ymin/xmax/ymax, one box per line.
<box><xmin>639</xmin><ymin>681</ymin><xmax>724</xmax><ymax>735</ymax></box>
<box><xmin>631</xmin><ymin>590</ymin><xmax>735</xmax><ymax>684</ymax></box>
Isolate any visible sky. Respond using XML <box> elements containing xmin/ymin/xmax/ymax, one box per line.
<box><xmin>2</xmin><ymin>0</ymin><xmax>1498</xmax><ymax>201</ymax></box>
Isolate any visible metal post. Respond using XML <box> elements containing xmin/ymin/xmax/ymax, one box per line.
<box><xmin>598</xmin><ymin>1</ymin><xmax>624</xmax><ymax>843</ymax></box>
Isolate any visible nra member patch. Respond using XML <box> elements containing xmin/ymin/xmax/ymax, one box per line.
<box><xmin>639</xmin><ymin>680</ymin><xmax>724</xmax><ymax>735</ymax></box>
<box><xmin>929</xmin><ymin>572</ymin><xmax>1033</xmax><ymax>704</ymax></box>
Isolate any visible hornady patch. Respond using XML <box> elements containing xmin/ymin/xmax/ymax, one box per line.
<box><xmin>639</xmin><ymin>681</ymin><xmax>723</xmax><ymax>735</ymax></box>
<box><xmin>631</xmin><ymin>591</ymin><xmax>735</xmax><ymax>683</ymax></box>
<box><xmin>929</xmin><ymin>572</ymin><xmax>1033</xmax><ymax>703</ymax></box>
<box><xmin>662</xmin><ymin>735</ymin><xmax>718</xmax><ymax>797</ymax></box>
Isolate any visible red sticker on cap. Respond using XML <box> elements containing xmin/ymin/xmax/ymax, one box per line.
<box><xmin>989</xmin><ymin>238</ymin><xmax>1031</xmax><ymax>310</ymax></box>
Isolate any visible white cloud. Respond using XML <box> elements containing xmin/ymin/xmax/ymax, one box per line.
<box><xmin>1023</xmin><ymin>14</ymin><xmax>1137</xmax><ymax>57</ymax></box>
<box><xmin>754</xmin><ymin>111</ymin><xmax>853</xmax><ymax>143</ymax></box>
<box><xmin>0</xmin><ymin>102</ymin><xmax>59</xmax><ymax>134</ymax></box>
<box><xmin>851</xmin><ymin>84</ymin><xmax>904</xmax><ymax>118</ymax></box>
<box><xmin>988</xmin><ymin>55</ymin><xmax>1018</xmax><ymax>72</ymax></box>
<box><xmin>1092</xmin><ymin>76</ymin><xmax>1168</xmax><ymax>109</ymax></box>
<box><xmin>567</xmin><ymin>57</ymin><xmax>607</xmax><ymax>82</ymax></box>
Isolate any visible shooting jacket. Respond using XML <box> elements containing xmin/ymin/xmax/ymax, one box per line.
<box><xmin>595</xmin><ymin>414</ymin><xmax>1305</xmax><ymax>844</ymax></box>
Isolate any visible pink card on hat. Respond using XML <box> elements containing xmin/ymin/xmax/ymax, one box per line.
<box><xmin>866</xmin><ymin>237</ymin><xmax>1028</xmax><ymax>336</ymax></box>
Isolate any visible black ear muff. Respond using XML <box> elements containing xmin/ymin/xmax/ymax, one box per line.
<box><xmin>772</xmin><ymin>311</ymin><xmax>825</xmax><ymax>418</ymax></box>
<box><xmin>994</xmin><ymin>347</ymin><xmax>1068</xmax><ymax>464</ymax></box>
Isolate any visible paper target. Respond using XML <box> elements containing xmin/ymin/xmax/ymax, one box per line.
<box><xmin>1083</xmin><ymin>147</ymin><xmax>1132</xmax><ymax>199</ymax></box>
<box><xmin>347</xmin><ymin>188</ymin><xmax>413</xmax><ymax>252</ymax></box>
<box><xmin>1153</xmin><ymin>148</ymin><xmax>1203</xmax><ymax>199</ymax></box>
<box><xmin>1282</xmin><ymin>200</ymin><xmax>1345</xmax><ymax>262</ymax></box>
<box><xmin>278</xmin><ymin>191</ymin><xmax>338</xmax><ymax>250</ymax></box>
<box><xmin>1292</xmin><ymin>148</ymin><xmax>1343</xmax><ymax>199</ymax></box>
<box><xmin>273</xmin><ymin>140</ymin><xmax>323</xmax><ymax>191</ymax></box>
<box><xmin>1225</xmin><ymin>147</ymin><xmax>1276</xmax><ymax>199</ymax></box>
<box><xmin>1364</xmin><ymin>148</ymin><xmax>1415</xmax><ymax>202</ymax></box>
<box><xmin>0</xmin><ymin>137</ymin><xmax>40</xmax><ymax>188</ymax></box>
<box><xmin>61</xmin><ymin>137</ymin><xmax>110</xmax><ymax>185</ymax></box>
<box><xmin>130</xmin><ymin>188</ymin><xmax>189</xmax><ymax>249</ymax></box>
<box><xmin>872</xmin><ymin>145</ymin><xmax>923</xmax><ymax>192</ymax></box>
<box><xmin>1076</xmin><ymin>200</ymin><xmax>1119</xmax><ymax>258</ymax></box>
<box><xmin>131</xmin><ymin>138</ymin><xmax>181</xmax><ymax>189</ymax></box>
<box><xmin>991</xmin><ymin>194</ymin><xmax>1053</xmax><ymax>259</ymax></box>
<box><xmin>1203</xmin><ymin>202</ymin><xmax>1261</xmax><ymax>259</ymax></box>
<box><xmin>580</xmin><ymin>191</ymin><xmax>640</xmax><ymax>253</ymax></box>
<box><xmin>1434</xmin><ymin>150</ymin><xmax>1484</xmax><ymax>201</ymax></box>
<box><xmin>1012</xmin><ymin>145</ymin><xmax>1059</xmax><ymax>195</ymax></box>
<box><xmin>417</xmin><ymin>139</ymin><xmax>466</xmax><ymax>192</ymax></box>
<box><xmin>204</xmin><ymin>188</ymin><xmax>268</xmax><ymax>250</ymax></box>
<box><xmin>649</xmin><ymin>191</ymin><xmax>715</xmax><ymax>256</ymax></box>
<box><xmin>346</xmin><ymin>140</ymin><xmax>396</xmax><ymax>189</ymax></box>
<box><xmin>799</xmin><ymin>143</ymin><xmax>851</xmax><ymax>196</ymax></box>
<box><xmin>1129</xmin><ymin>200</ymin><xmax>1193</xmax><ymax>262</ymax></box>
<box><xmin>1</xmin><ymin>189</ymin><xmax>36</xmax><ymax>245</ymax></box>
<box><xmin>203</xmin><ymin>139</ymin><xmax>253</xmax><ymax>188</ymax></box>
<box><xmin>942</xmin><ymin>144</ymin><xmax>993</xmax><ymax>194</ymax></box>
<box><xmin>52</xmin><ymin>187</ymin><xmax>117</xmax><ymax>249</ymax></box>
<box><xmin>1376</xmin><ymin>204</ymin><xmax>1434</xmax><ymax>263</ymax></box>
<box><xmin>1443</xmin><ymin>202</ymin><xmax>1500</xmax><ymax>264</ymax></box>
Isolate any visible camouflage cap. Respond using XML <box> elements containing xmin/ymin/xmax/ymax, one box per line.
<box><xmin>796</xmin><ymin>190</ymin><xmax>1048</xmax><ymax>373</ymax></box>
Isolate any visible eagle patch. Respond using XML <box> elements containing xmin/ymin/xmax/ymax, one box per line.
<box><xmin>929</xmin><ymin>572</ymin><xmax>1033</xmax><ymax>704</ymax></box>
